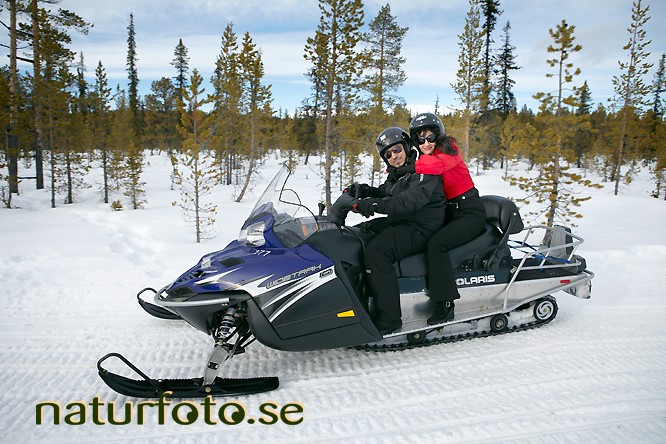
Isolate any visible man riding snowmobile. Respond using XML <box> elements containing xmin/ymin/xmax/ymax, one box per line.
<box><xmin>333</xmin><ymin>127</ymin><xmax>445</xmax><ymax>334</ymax></box>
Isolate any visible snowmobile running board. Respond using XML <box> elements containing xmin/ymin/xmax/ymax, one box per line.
<box><xmin>356</xmin><ymin>301</ymin><xmax>557</xmax><ymax>352</ymax></box>
<box><xmin>97</xmin><ymin>353</ymin><xmax>279</xmax><ymax>398</ymax></box>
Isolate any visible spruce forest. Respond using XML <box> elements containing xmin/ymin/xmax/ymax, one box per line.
<box><xmin>1</xmin><ymin>0</ymin><xmax>665</xmax><ymax>240</ymax></box>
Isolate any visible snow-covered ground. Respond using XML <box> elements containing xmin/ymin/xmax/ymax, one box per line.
<box><xmin>1</xmin><ymin>154</ymin><xmax>665</xmax><ymax>443</ymax></box>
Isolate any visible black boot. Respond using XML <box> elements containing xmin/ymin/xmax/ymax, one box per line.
<box><xmin>373</xmin><ymin>319</ymin><xmax>402</xmax><ymax>335</ymax></box>
<box><xmin>427</xmin><ymin>301</ymin><xmax>454</xmax><ymax>325</ymax></box>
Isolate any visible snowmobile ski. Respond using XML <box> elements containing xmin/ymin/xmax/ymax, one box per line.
<box><xmin>97</xmin><ymin>353</ymin><xmax>279</xmax><ymax>398</ymax></box>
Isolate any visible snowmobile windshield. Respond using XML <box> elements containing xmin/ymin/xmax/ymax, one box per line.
<box><xmin>241</xmin><ymin>164</ymin><xmax>320</xmax><ymax>248</ymax></box>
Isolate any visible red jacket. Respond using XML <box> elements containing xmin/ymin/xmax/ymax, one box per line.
<box><xmin>414</xmin><ymin>144</ymin><xmax>475</xmax><ymax>200</ymax></box>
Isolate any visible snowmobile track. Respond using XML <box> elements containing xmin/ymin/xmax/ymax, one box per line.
<box><xmin>355</xmin><ymin>315</ymin><xmax>554</xmax><ymax>352</ymax></box>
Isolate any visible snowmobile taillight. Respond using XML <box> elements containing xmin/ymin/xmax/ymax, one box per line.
<box><xmin>239</xmin><ymin>221</ymin><xmax>266</xmax><ymax>247</ymax></box>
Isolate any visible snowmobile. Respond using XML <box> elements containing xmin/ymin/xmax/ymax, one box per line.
<box><xmin>98</xmin><ymin>164</ymin><xmax>594</xmax><ymax>398</ymax></box>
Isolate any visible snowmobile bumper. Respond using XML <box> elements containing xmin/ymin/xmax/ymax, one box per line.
<box><xmin>97</xmin><ymin>353</ymin><xmax>279</xmax><ymax>398</ymax></box>
<box><xmin>563</xmin><ymin>270</ymin><xmax>593</xmax><ymax>299</ymax></box>
<box><xmin>137</xmin><ymin>287</ymin><xmax>181</xmax><ymax>320</ymax></box>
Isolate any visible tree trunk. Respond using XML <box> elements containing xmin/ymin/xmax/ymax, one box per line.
<box><xmin>323</xmin><ymin>80</ymin><xmax>334</xmax><ymax>209</ymax></box>
<box><xmin>66</xmin><ymin>151</ymin><xmax>73</xmax><ymax>204</ymax></box>
<box><xmin>31</xmin><ymin>0</ymin><xmax>45</xmax><ymax>189</ymax></box>
<box><xmin>102</xmin><ymin>150</ymin><xmax>109</xmax><ymax>203</ymax></box>
<box><xmin>462</xmin><ymin>108</ymin><xmax>471</xmax><ymax>160</ymax></box>
<box><xmin>7</xmin><ymin>0</ymin><xmax>19</xmax><ymax>194</ymax></box>
<box><xmin>235</xmin><ymin>113</ymin><xmax>256</xmax><ymax>203</ymax></box>
<box><xmin>613</xmin><ymin>116</ymin><xmax>628</xmax><ymax>196</ymax></box>
<box><xmin>235</xmin><ymin>150</ymin><xmax>254</xmax><ymax>203</ymax></box>
<box><xmin>49</xmin><ymin>125</ymin><xmax>56</xmax><ymax>208</ymax></box>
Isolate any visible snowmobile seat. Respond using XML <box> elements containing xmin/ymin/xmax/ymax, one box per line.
<box><xmin>396</xmin><ymin>195</ymin><xmax>524</xmax><ymax>277</ymax></box>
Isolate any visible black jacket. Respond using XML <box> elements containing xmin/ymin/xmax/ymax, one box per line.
<box><xmin>368</xmin><ymin>149</ymin><xmax>445</xmax><ymax>235</ymax></box>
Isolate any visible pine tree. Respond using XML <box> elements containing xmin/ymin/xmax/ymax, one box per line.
<box><xmin>652</xmin><ymin>54</ymin><xmax>666</xmax><ymax>118</ymax></box>
<box><xmin>27</xmin><ymin>6</ymin><xmax>91</xmax><ymax>207</ymax></box>
<box><xmin>110</xmin><ymin>86</ymin><xmax>134</xmax><ymax>201</ymax></box>
<box><xmin>5</xmin><ymin>0</ymin><xmax>20</xmax><ymax>195</ymax></box>
<box><xmin>291</xmin><ymin>105</ymin><xmax>319</xmax><ymax>166</ymax></box>
<box><xmin>235</xmin><ymin>32</ymin><xmax>273</xmax><ymax>202</ymax></box>
<box><xmin>576</xmin><ymin>81</ymin><xmax>593</xmax><ymax>116</ymax></box>
<box><xmin>144</xmin><ymin>77</ymin><xmax>179</xmax><ymax>153</ymax></box>
<box><xmin>122</xmin><ymin>140</ymin><xmax>146</xmax><ymax>209</ymax></box>
<box><xmin>211</xmin><ymin>23</ymin><xmax>243</xmax><ymax>185</ymax></box>
<box><xmin>648</xmin><ymin>54</ymin><xmax>666</xmax><ymax>198</ymax></box>
<box><xmin>587</xmin><ymin>104</ymin><xmax>617</xmax><ymax>181</ymax></box>
<box><xmin>650</xmin><ymin>119</ymin><xmax>666</xmax><ymax>199</ymax></box>
<box><xmin>572</xmin><ymin>81</ymin><xmax>596</xmax><ymax>168</ymax></box>
<box><xmin>304</xmin><ymin>0</ymin><xmax>365</xmax><ymax>208</ymax></box>
<box><xmin>91</xmin><ymin>60</ymin><xmax>113</xmax><ymax>203</ymax></box>
<box><xmin>44</xmin><ymin>61</ymin><xmax>90</xmax><ymax>207</ymax></box>
<box><xmin>74</xmin><ymin>52</ymin><xmax>88</xmax><ymax>115</ymax></box>
<box><xmin>610</xmin><ymin>0</ymin><xmax>653</xmax><ymax>195</ymax></box>
<box><xmin>30</xmin><ymin>0</ymin><xmax>45</xmax><ymax>189</ymax></box>
<box><xmin>126</xmin><ymin>13</ymin><xmax>141</xmax><ymax>134</ymax></box>
<box><xmin>361</xmin><ymin>4</ymin><xmax>408</xmax><ymax>112</ymax></box>
<box><xmin>26</xmin><ymin>1</ymin><xmax>90</xmax><ymax>190</ymax></box>
<box><xmin>1</xmin><ymin>63</ymin><xmax>14</xmax><ymax>206</ymax></box>
<box><xmin>494</xmin><ymin>21</ymin><xmax>519</xmax><ymax>115</ymax></box>
<box><xmin>173</xmin><ymin>69</ymin><xmax>219</xmax><ymax>243</ymax></box>
<box><xmin>480</xmin><ymin>0</ymin><xmax>502</xmax><ymax>111</ymax></box>
<box><xmin>515</xmin><ymin>20</ymin><xmax>599</xmax><ymax>226</ymax></box>
<box><xmin>361</xmin><ymin>3</ymin><xmax>408</xmax><ymax>180</ymax></box>
<box><xmin>501</xmin><ymin>109</ymin><xmax>537</xmax><ymax>179</ymax></box>
<box><xmin>452</xmin><ymin>0</ymin><xmax>486</xmax><ymax>160</ymax></box>
<box><xmin>171</xmin><ymin>38</ymin><xmax>190</xmax><ymax>102</ymax></box>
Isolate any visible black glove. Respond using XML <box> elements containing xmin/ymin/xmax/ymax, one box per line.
<box><xmin>395</xmin><ymin>164</ymin><xmax>415</xmax><ymax>178</ymax></box>
<box><xmin>346</xmin><ymin>182</ymin><xmax>371</xmax><ymax>199</ymax></box>
<box><xmin>328</xmin><ymin>192</ymin><xmax>356</xmax><ymax>225</ymax></box>
<box><xmin>356</xmin><ymin>198</ymin><xmax>385</xmax><ymax>218</ymax></box>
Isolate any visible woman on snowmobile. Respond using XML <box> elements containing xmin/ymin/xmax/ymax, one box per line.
<box><xmin>347</xmin><ymin>127</ymin><xmax>445</xmax><ymax>335</ymax></box>
<box><xmin>394</xmin><ymin>113</ymin><xmax>486</xmax><ymax>325</ymax></box>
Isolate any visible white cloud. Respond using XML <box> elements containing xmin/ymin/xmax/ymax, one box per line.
<box><xmin>6</xmin><ymin>0</ymin><xmax>666</xmax><ymax>112</ymax></box>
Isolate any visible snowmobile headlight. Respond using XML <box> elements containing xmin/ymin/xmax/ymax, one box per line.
<box><xmin>239</xmin><ymin>221</ymin><xmax>266</xmax><ymax>247</ymax></box>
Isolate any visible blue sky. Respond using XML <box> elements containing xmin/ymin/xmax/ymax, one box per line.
<box><xmin>4</xmin><ymin>0</ymin><xmax>666</xmax><ymax>114</ymax></box>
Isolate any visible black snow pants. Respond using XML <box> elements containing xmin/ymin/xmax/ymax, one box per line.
<box><xmin>427</xmin><ymin>188</ymin><xmax>486</xmax><ymax>303</ymax></box>
<box><xmin>364</xmin><ymin>218</ymin><xmax>431</xmax><ymax>323</ymax></box>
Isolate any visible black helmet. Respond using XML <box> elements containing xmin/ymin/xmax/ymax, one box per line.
<box><xmin>409</xmin><ymin>113</ymin><xmax>445</xmax><ymax>146</ymax></box>
<box><xmin>375</xmin><ymin>127</ymin><xmax>410</xmax><ymax>158</ymax></box>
